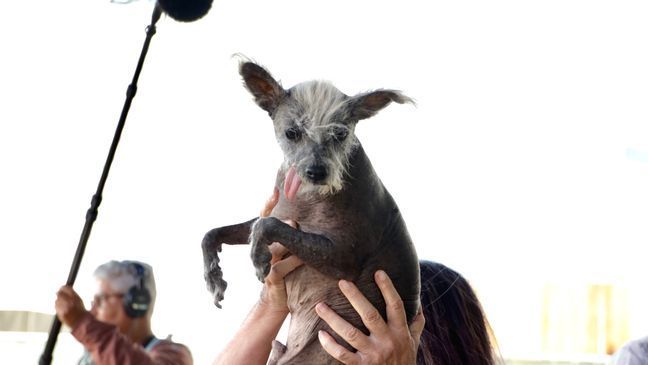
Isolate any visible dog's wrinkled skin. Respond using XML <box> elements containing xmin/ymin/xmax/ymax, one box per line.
<box><xmin>202</xmin><ymin>61</ymin><xmax>420</xmax><ymax>365</ymax></box>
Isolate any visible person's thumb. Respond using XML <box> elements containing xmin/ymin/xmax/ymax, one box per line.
<box><xmin>260</xmin><ymin>188</ymin><xmax>280</xmax><ymax>217</ymax></box>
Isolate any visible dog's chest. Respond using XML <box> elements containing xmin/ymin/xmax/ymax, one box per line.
<box><xmin>281</xmin><ymin>266</ymin><xmax>342</xmax><ymax>363</ymax></box>
<box><xmin>272</xmin><ymin>196</ymin><xmax>346</xmax><ymax>234</ymax></box>
<box><xmin>284</xmin><ymin>265</ymin><xmax>337</xmax><ymax>312</ymax></box>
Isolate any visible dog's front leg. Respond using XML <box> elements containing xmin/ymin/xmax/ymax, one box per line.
<box><xmin>251</xmin><ymin>217</ymin><xmax>361</xmax><ymax>282</ymax></box>
<box><xmin>202</xmin><ymin>218</ymin><xmax>257</xmax><ymax>307</ymax></box>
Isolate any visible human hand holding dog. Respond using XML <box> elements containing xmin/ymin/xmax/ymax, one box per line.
<box><xmin>258</xmin><ymin>188</ymin><xmax>303</xmax><ymax>314</ymax></box>
<box><xmin>213</xmin><ymin>190</ymin><xmax>303</xmax><ymax>365</ymax></box>
<box><xmin>315</xmin><ymin>271</ymin><xmax>425</xmax><ymax>365</ymax></box>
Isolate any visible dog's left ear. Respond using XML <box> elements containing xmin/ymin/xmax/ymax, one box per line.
<box><xmin>347</xmin><ymin>90</ymin><xmax>414</xmax><ymax>121</ymax></box>
<box><xmin>239</xmin><ymin>62</ymin><xmax>286</xmax><ymax>115</ymax></box>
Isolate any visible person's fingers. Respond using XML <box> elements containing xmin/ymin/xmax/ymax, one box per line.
<box><xmin>269</xmin><ymin>242</ymin><xmax>290</xmax><ymax>264</ymax></box>
<box><xmin>57</xmin><ymin>285</ymin><xmax>74</xmax><ymax>297</ymax></box>
<box><xmin>56</xmin><ymin>287</ymin><xmax>75</xmax><ymax>305</ymax></box>
<box><xmin>61</xmin><ymin>285</ymin><xmax>83</xmax><ymax>300</ymax></box>
<box><xmin>268</xmin><ymin>255</ymin><xmax>304</xmax><ymax>281</ymax></box>
<box><xmin>375</xmin><ymin>270</ymin><xmax>408</xmax><ymax>330</ymax></box>
<box><xmin>409</xmin><ymin>307</ymin><xmax>426</xmax><ymax>349</ymax></box>
<box><xmin>57</xmin><ymin>286</ymin><xmax>86</xmax><ymax>312</ymax></box>
<box><xmin>315</xmin><ymin>302</ymin><xmax>372</xmax><ymax>351</ymax></box>
<box><xmin>260</xmin><ymin>188</ymin><xmax>280</xmax><ymax>217</ymax></box>
<box><xmin>56</xmin><ymin>289</ymin><xmax>67</xmax><ymax>301</ymax></box>
<box><xmin>55</xmin><ymin>286</ymin><xmax>86</xmax><ymax>328</ymax></box>
<box><xmin>283</xmin><ymin>219</ymin><xmax>298</xmax><ymax>229</ymax></box>
<box><xmin>318</xmin><ymin>330</ymin><xmax>361</xmax><ymax>365</ymax></box>
<box><xmin>338</xmin><ymin>280</ymin><xmax>389</xmax><ymax>336</ymax></box>
<box><xmin>54</xmin><ymin>293</ymin><xmax>66</xmax><ymax>311</ymax></box>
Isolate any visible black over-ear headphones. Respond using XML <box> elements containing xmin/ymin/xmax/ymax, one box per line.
<box><xmin>122</xmin><ymin>262</ymin><xmax>152</xmax><ymax>318</ymax></box>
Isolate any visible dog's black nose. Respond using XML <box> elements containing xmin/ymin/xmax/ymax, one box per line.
<box><xmin>306</xmin><ymin>165</ymin><xmax>327</xmax><ymax>183</ymax></box>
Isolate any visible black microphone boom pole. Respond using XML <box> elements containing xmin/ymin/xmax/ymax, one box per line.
<box><xmin>38</xmin><ymin>5</ymin><xmax>163</xmax><ymax>365</ymax></box>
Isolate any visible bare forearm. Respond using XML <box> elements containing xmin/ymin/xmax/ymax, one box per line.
<box><xmin>213</xmin><ymin>301</ymin><xmax>288</xmax><ymax>365</ymax></box>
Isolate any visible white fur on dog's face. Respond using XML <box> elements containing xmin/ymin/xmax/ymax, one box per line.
<box><xmin>239</xmin><ymin>60</ymin><xmax>413</xmax><ymax>197</ymax></box>
<box><xmin>274</xmin><ymin>81</ymin><xmax>359</xmax><ymax>195</ymax></box>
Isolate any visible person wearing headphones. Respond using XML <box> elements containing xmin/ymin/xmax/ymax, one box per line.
<box><xmin>54</xmin><ymin>260</ymin><xmax>193</xmax><ymax>365</ymax></box>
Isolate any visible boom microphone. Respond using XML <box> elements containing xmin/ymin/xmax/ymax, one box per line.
<box><xmin>157</xmin><ymin>0</ymin><xmax>214</xmax><ymax>22</ymax></box>
<box><xmin>38</xmin><ymin>1</ymin><xmax>213</xmax><ymax>364</ymax></box>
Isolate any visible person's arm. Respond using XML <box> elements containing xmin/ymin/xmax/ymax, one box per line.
<box><xmin>212</xmin><ymin>252</ymin><xmax>302</xmax><ymax>365</ymax></box>
<box><xmin>56</xmin><ymin>286</ymin><xmax>192</xmax><ymax>365</ymax></box>
<box><xmin>315</xmin><ymin>270</ymin><xmax>425</xmax><ymax>365</ymax></box>
<box><xmin>72</xmin><ymin>312</ymin><xmax>192</xmax><ymax>365</ymax></box>
<box><xmin>213</xmin><ymin>189</ymin><xmax>304</xmax><ymax>365</ymax></box>
<box><xmin>211</xmin><ymin>294</ymin><xmax>291</xmax><ymax>365</ymax></box>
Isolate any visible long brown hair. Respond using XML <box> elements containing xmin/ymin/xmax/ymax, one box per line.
<box><xmin>416</xmin><ymin>261</ymin><xmax>497</xmax><ymax>365</ymax></box>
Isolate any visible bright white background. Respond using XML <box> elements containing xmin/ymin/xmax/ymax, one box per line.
<box><xmin>1</xmin><ymin>0</ymin><xmax>647</xmax><ymax>363</ymax></box>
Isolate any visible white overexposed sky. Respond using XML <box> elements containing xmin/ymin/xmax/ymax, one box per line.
<box><xmin>1</xmin><ymin>0</ymin><xmax>647</xmax><ymax>363</ymax></box>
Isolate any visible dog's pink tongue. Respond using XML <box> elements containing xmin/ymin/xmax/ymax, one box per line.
<box><xmin>284</xmin><ymin>166</ymin><xmax>302</xmax><ymax>201</ymax></box>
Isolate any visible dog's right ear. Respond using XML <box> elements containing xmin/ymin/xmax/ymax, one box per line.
<box><xmin>239</xmin><ymin>62</ymin><xmax>286</xmax><ymax>115</ymax></box>
<box><xmin>347</xmin><ymin>90</ymin><xmax>414</xmax><ymax>121</ymax></box>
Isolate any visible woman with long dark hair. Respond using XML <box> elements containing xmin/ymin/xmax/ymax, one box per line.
<box><xmin>417</xmin><ymin>260</ymin><xmax>498</xmax><ymax>365</ymax></box>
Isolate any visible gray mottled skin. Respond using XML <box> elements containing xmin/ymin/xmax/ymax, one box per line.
<box><xmin>202</xmin><ymin>61</ymin><xmax>420</xmax><ymax>365</ymax></box>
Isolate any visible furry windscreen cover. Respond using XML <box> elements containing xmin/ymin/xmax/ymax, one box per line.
<box><xmin>158</xmin><ymin>0</ymin><xmax>213</xmax><ymax>22</ymax></box>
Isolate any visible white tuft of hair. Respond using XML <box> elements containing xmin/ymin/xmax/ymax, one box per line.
<box><xmin>291</xmin><ymin>81</ymin><xmax>348</xmax><ymax>132</ymax></box>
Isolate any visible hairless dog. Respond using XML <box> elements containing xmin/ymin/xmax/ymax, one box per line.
<box><xmin>202</xmin><ymin>60</ymin><xmax>420</xmax><ymax>364</ymax></box>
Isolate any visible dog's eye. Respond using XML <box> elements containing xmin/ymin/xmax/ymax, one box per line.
<box><xmin>331</xmin><ymin>127</ymin><xmax>348</xmax><ymax>142</ymax></box>
<box><xmin>285</xmin><ymin>127</ymin><xmax>301</xmax><ymax>140</ymax></box>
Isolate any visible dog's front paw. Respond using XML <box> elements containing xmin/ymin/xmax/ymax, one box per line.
<box><xmin>250</xmin><ymin>218</ymin><xmax>272</xmax><ymax>283</ymax></box>
<box><xmin>253</xmin><ymin>253</ymin><xmax>272</xmax><ymax>283</ymax></box>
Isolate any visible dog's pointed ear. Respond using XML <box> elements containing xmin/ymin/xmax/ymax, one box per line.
<box><xmin>347</xmin><ymin>90</ymin><xmax>414</xmax><ymax>121</ymax></box>
<box><xmin>239</xmin><ymin>62</ymin><xmax>286</xmax><ymax>115</ymax></box>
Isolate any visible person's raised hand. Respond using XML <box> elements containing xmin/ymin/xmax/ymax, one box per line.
<box><xmin>258</xmin><ymin>188</ymin><xmax>303</xmax><ymax>313</ymax></box>
<box><xmin>55</xmin><ymin>285</ymin><xmax>88</xmax><ymax>329</ymax></box>
<box><xmin>315</xmin><ymin>270</ymin><xmax>425</xmax><ymax>365</ymax></box>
